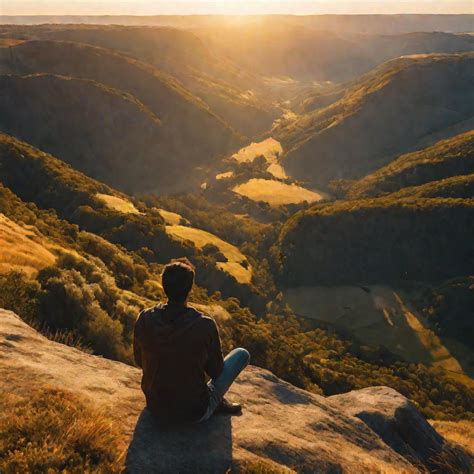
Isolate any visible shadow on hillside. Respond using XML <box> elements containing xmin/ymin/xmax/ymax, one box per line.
<box><xmin>124</xmin><ymin>408</ymin><xmax>233</xmax><ymax>473</ymax></box>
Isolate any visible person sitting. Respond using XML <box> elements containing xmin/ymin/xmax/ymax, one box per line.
<box><xmin>133</xmin><ymin>258</ymin><xmax>250</xmax><ymax>423</ymax></box>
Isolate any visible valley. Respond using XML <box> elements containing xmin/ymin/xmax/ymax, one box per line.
<box><xmin>283</xmin><ymin>285</ymin><xmax>471</xmax><ymax>376</ymax></box>
<box><xmin>0</xmin><ymin>15</ymin><xmax>473</xmax><ymax>471</ymax></box>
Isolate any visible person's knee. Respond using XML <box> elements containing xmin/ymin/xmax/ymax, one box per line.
<box><xmin>235</xmin><ymin>347</ymin><xmax>250</xmax><ymax>365</ymax></box>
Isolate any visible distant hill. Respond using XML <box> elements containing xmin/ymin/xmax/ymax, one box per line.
<box><xmin>387</xmin><ymin>174</ymin><xmax>474</xmax><ymax>199</ymax></box>
<box><xmin>200</xmin><ymin>25</ymin><xmax>474</xmax><ymax>83</ymax></box>
<box><xmin>8</xmin><ymin>26</ymin><xmax>279</xmax><ymax>137</ymax></box>
<box><xmin>0</xmin><ymin>39</ymin><xmax>243</xmax><ymax>175</ymax></box>
<box><xmin>348</xmin><ymin>130</ymin><xmax>474</xmax><ymax>198</ymax></box>
<box><xmin>274</xmin><ymin>53</ymin><xmax>474</xmax><ymax>190</ymax></box>
<box><xmin>277</xmin><ymin>196</ymin><xmax>474</xmax><ymax>285</ymax></box>
<box><xmin>199</xmin><ymin>24</ymin><xmax>373</xmax><ymax>82</ymax></box>
<box><xmin>0</xmin><ymin>73</ymin><xmax>241</xmax><ymax>193</ymax></box>
<box><xmin>1</xmin><ymin>14</ymin><xmax>473</xmax><ymax>34</ymax></box>
<box><xmin>357</xmin><ymin>31</ymin><xmax>474</xmax><ymax>66</ymax></box>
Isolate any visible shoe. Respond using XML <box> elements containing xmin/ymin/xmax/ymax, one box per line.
<box><xmin>214</xmin><ymin>397</ymin><xmax>242</xmax><ymax>415</ymax></box>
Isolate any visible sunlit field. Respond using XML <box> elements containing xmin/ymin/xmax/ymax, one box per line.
<box><xmin>156</xmin><ymin>208</ymin><xmax>185</xmax><ymax>225</ymax></box>
<box><xmin>96</xmin><ymin>193</ymin><xmax>140</xmax><ymax>214</ymax></box>
<box><xmin>231</xmin><ymin>138</ymin><xmax>287</xmax><ymax>179</ymax></box>
<box><xmin>431</xmin><ymin>420</ymin><xmax>474</xmax><ymax>455</ymax></box>
<box><xmin>233</xmin><ymin>178</ymin><xmax>323</xmax><ymax>206</ymax></box>
<box><xmin>216</xmin><ymin>171</ymin><xmax>235</xmax><ymax>180</ymax></box>
<box><xmin>0</xmin><ymin>214</ymin><xmax>56</xmax><ymax>277</ymax></box>
<box><xmin>165</xmin><ymin>225</ymin><xmax>252</xmax><ymax>284</ymax></box>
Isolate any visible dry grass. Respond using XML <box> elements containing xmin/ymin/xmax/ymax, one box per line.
<box><xmin>231</xmin><ymin>138</ymin><xmax>287</xmax><ymax>179</ymax></box>
<box><xmin>156</xmin><ymin>208</ymin><xmax>185</xmax><ymax>225</ymax></box>
<box><xmin>233</xmin><ymin>179</ymin><xmax>323</xmax><ymax>206</ymax></box>
<box><xmin>216</xmin><ymin>171</ymin><xmax>235</xmax><ymax>180</ymax></box>
<box><xmin>165</xmin><ymin>224</ymin><xmax>252</xmax><ymax>284</ymax></box>
<box><xmin>0</xmin><ymin>39</ymin><xmax>25</xmax><ymax>47</ymax></box>
<box><xmin>431</xmin><ymin>420</ymin><xmax>474</xmax><ymax>455</ymax></box>
<box><xmin>0</xmin><ymin>213</ymin><xmax>56</xmax><ymax>277</ymax></box>
<box><xmin>96</xmin><ymin>193</ymin><xmax>140</xmax><ymax>214</ymax></box>
<box><xmin>232</xmin><ymin>138</ymin><xmax>282</xmax><ymax>164</ymax></box>
<box><xmin>0</xmin><ymin>388</ymin><xmax>123</xmax><ymax>473</ymax></box>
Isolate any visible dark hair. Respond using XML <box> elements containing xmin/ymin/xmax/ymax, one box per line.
<box><xmin>161</xmin><ymin>258</ymin><xmax>195</xmax><ymax>303</ymax></box>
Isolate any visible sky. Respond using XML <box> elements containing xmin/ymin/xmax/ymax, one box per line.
<box><xmin>1</xmin><ymin>0</ymin><xmax>473</xmax><ymax>16</ymax></box>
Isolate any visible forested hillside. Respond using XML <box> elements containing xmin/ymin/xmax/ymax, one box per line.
<box><xmin>3</xmin><ymin>25</ymin><xmax>279</xmax><ymax>137</ymax></box>
<box><xmin>274</xmin><ymin>53</ymin><xmax>474</xmax><ymax>190</ymax></box>
<box><xmin>349</xmin><ymin>130</ymin><xmax>474</xmax><ymax>198</ymax></box>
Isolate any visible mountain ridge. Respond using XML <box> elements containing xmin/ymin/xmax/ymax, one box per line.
<box><xmin>274</xmin><ymin>53</ymin><xmax>474</xmax><ymax>190</ymax></box>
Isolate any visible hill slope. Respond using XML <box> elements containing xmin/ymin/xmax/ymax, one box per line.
<box><xmin>201</xmin><ymin>24</ymin><xmax>474</xmax><ymax>83</ymax></box>
<box><xmin>0</xmin><ymin>39</ymin><xmax>241</xmax><ymax>158</ymax></box>
<box><xmin>387</xmin><ymin>174</ymin><xmax>474</xmax><ymax>199</ymax></box>
<box><xmin>278</xmin><ymin>197</ymin><xmax>474</xmax><ymax>285</ymax></box>
<box><xmin>28</xmin><ymin>26</ymin><xmax>279</xmax><ymax>136</ymax></box>
<box><xmin>274</xmin><ymin>54</ymin><xmax>474</xmax><ymax>190</ymax></box>
<box><xmin>0</xmin><ymin>73</ymin><xmax>239</xmax><ymax>193</ymax></box>
<box><xmin>348</xmin><ymin>130</ymin><xmax>474</xmax><ymax>198</ymax></box>
<box><xmin>2</xmin><ymin>308</ymin><xmax>471</xmax><ymax>473</ymax></box>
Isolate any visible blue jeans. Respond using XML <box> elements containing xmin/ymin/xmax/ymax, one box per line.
<box><xmin>198</xmin><ymin>348</ymin><xmax>250</xmax><ymax>423</ymax></box>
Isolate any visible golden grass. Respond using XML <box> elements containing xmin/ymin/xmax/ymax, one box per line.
<box><xmin>216</xmin><ymin>171</ymin><xmax>235</xmax><ymax>180</ymax></box>
<box><xmin>231</xmin><ymin>138</ymin><xmax>287</xmax><ymax>179</ymax></box>
<box><xmin>266</xmin><ymin>163</ymin><xmax>288</xmax><ymax>180</ymax></box>
<box><xmin>232</xmin><ymin>138</ymin><xmax>282</xmax><ymax>163</ymax></box>
<box><xmin>0</xmin><ymin>39</ymin><xmax>25</xmax><ymax>47</ymax></box>
<box><xmin>430</xmin><ymin>420</ymin><xmax>474</xmax><ymax>455</ymax></box>
<box><xmin>165</xmin><ymin>225</ymin><xmax>252</xmax><ymax>284</ymax></box>
<box><xmin>156</xmin><ymin>208</ymin><xmax>184</xmax><ymax>225</ymax></box>
<box><xmin>0</xmin><ymin>388</ymin><xmax>123</xmax><ymax>473</ymax></box>
<box><xmin>96</xmin><ymin>193</ymin><xmax>140</xmax><ymax>214</ymax></box>
<box><xmin>0</xmin><ymin>214</ymin><xmax>56</xmax><ymax>277</ymax></box>
<box><xmin>233</xmin><ymin>179</ymin><xmax>323</xmax><ymax>206</ymax></box>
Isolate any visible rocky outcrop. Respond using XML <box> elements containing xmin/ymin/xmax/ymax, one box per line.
<box><xmin>0</xmin><ymin>309</ymin><xmax>469</xmax><ymax>473</ymax></box>
<box><xmin>330</xmin><ymin>387</ymin><xmax>472</xmax><ymax>472</ymax></box>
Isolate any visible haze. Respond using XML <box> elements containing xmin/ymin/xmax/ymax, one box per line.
<box><xmin>3</xmin><ymin>0</ymin><xmax>473</xmax><ymax>15</ymax></box>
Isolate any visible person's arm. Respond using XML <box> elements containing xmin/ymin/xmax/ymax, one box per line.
<box><xmin>133</xmin><ymin>312</ymin><xmax>143</xmax><ymax>368</ymax></box>
<box><xmin>205</xmin><ymin>319</ymin><xmax>225</xmax><ymax>379</ymax></box>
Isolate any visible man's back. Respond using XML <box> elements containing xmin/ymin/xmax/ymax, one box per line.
<box><xmin>134</xmin><ymin>303</ymin><xmax>224</xmax><ymax>422</ymax></box>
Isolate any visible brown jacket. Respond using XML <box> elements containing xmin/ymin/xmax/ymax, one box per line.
<box><xmin>133</xmin><ymin>303</ymin><xmax>224</xmax><ymax>422</ymax></box>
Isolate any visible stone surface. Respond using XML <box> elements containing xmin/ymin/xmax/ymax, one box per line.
<box><xmin>0</xmin><ymin>309</ymin><xmax>466</xmax><ymax>473</ymax></box>
<box><xmin>330</xmin><ymin>386</ymin><xmax>472</xmax><ymax>471</ymax></box>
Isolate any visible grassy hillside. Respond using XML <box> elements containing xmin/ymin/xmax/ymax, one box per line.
<box><xmin>0</xmin><ymin>39</ymin><xmax>242</xmax><ymax>160</ymax></box>
<box><xmin>0</xmin><ymin>134</ymin><xmax>273</xmax><ymax>309</ymax></box>
<box><xmin>0</xmin><ymin>73</ymin><xmax>165</xmax><ymax>193</ymax></box>
<box><xmin>387</xmin><ymin>174</ymin><xmax>474</xmax><ymax>199</ymax></box>
<box><xmin>199</xmin><ymin>23</ymin><xmax>372</xmax><ymax>82</ymax></box>
<box><xmin>278</xmin><ymin>196</ymin><xmax>474</xmax><ymax>285</ymax></box>
<box><xmin>200</xmin><ymin>25</ymin><xmax>474</xmax><ymax>82</ymax></box>
<box><xmin>20</xmin><ymin>25</ymin><xmax>279</xmax><ymax>137</ymax></box>
<box><xmin>348</xmin><ymin>130</ymin><xmax>474</xmax><ymax>198</ymax></box>
<box><xmin>274</xmin><ymin>54</ymin><xmax>474</xmax><ymax>190</ymax></box>
<box><xmin>0</xmin><ymin>213</ymin><xmax>57</xmax><ymax>277</ymax></box>
<box><xmin>0</xmin><ymin>73</ymin><xmax>240</xmax><ymax>194</ymax></box>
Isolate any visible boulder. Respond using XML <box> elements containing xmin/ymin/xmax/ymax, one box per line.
<box><xmin>330</xmin><ymin>386</ymin><xmax>472</xmax><ymax>472</ymax></box>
